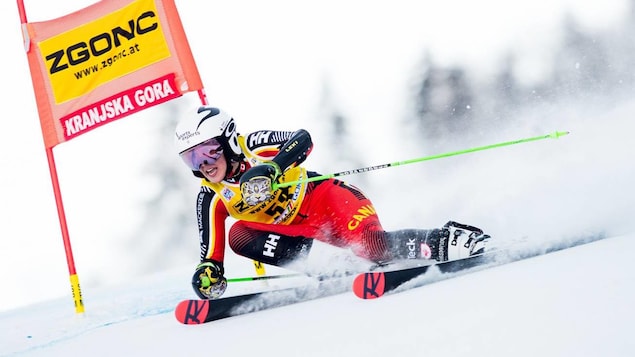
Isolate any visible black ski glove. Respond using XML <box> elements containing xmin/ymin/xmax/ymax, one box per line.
<box><xmin>239</xmin><ymin>162</ymin><xmax>282</xmax><ymax>206</ymax></box>
<box><xmin>192</xmin><ymin>260</ymin><xmax>227</xmax><ymax>299</ymax></box>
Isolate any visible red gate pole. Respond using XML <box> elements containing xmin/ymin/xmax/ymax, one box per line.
<box><xmin>17</xmin><ymin>0</ymin><xmax>85</xmax><ymax>314</ymax></box>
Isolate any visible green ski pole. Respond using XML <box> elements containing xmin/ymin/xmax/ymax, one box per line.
<box><xmin>227</xmin><ymin>273</ymin><xmax>304</xmax><ymax>283</ymax></box>
<box><xmin>273</xmin><ymin>130</ymin><xmax>569</xmax><ymax>190</ymax></box>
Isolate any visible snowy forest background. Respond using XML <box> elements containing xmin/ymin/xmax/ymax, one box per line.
<box><xmin>129</xmin><ymin>4</ymin><xmax>635</xmax><ymax>275</ymax></box>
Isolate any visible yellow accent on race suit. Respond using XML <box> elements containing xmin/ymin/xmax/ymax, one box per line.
<box><xmin>201</xmin><ymin>136</ymin><xmax>308</xmax><ymax>225</ymax></box>
<box><xmin>347</xmin><ymin>204</ymin><xmax>377</xmax><ymax>230</ymax></box>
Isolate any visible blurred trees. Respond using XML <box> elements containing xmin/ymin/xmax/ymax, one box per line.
<box><xmin>129</xmin><ymin>101</ymin><xmax>198</xmax><ymax>273</ymax></box>
<box><xmin>410</xmin><ymin>5</ymin><xmax>635</xmax><ymax>143</ymax></box>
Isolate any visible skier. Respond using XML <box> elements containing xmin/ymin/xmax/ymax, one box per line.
<box><xmin>175</xmin><ymin>106</ymin><xmax>489</xmax><ymax>299</ymax></box>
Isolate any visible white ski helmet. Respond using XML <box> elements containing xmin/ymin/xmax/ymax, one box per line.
<box><xmin>175</xmin><ymin>106</ymin><xmax>242</xmax><ymax>172</ymax></box>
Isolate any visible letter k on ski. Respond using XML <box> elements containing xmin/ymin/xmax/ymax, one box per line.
<box><xmin>354</xmin><ymin>272</ymin><xmax>386</xmax><ymax>299</ymax></box>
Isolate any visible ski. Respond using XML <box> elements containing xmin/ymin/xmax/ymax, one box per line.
<box><xmin>176</xmin><ymin>234</ymin><xmax>607</xmax><ymax>322</ymax></box>
<box><xmin>175</xmin><ymin>277</ymin><xmax>350</xmax><ymax>324</ymax></box>
<box><xmin>353</xmin><ymin>234</ymin><xmax>607</xmax><ymax>300</ymax></box>
<box><xmin>175</xmin><ymin>287</ymin><xmax>294</xmax><ymax>324</ymax></box>
<box><xmin>352</xmin><ymin>253</ymin><xmax>494</xmax><ymax>299</ymax></box>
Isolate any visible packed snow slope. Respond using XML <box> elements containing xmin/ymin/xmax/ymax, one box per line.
<box><xmin>1</xmin><ymin>233</ymin><xmax>633</xmax><ymax>357</ymax></box>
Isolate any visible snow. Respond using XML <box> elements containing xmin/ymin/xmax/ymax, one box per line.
<box><xmin>2</xmin><ymin>234</ymin><xmax>634</xmax><ymax>356</ymax></box>
<box><xmin>2</xmin><ymin>1</ymin><xmax>635</xmax><ymax>356</ymax></box>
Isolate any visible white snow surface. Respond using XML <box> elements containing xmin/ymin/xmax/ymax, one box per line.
<box><xmin>1</xmin><ymin>234</ymin><xmax>634</xmax><ymax>357</ymax></box>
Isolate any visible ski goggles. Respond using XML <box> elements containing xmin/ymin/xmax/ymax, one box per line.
<box><xmin>179</xmin><ymin>138</ymin><xmax>224</xmax><ymax>170</ymax></box>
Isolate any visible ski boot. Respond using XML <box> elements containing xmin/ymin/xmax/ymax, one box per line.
<box><xmin>441</xmin><ymin>221</ymin><xmax>490</xmax><ymax>261</ymax></box>
<box><xmin>387</xmin><ymin>221</ymin><xmax>490</xmax><ymax>262</ymax></box>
